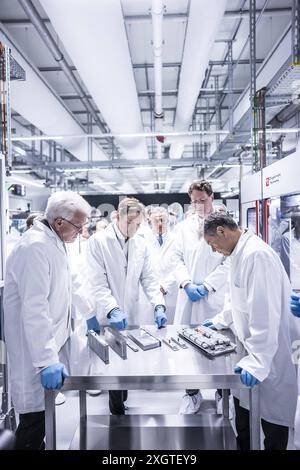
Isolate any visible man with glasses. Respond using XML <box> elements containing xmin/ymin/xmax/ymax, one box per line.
<box><xmin>84</xmin><ymin>197</ymin><xmax>166</xmax><ymax>415</ymax></box>
<box><xmin>4</xmin><ymin>191</ymin><xmax>92</xmax><ymax>449</ymax></box>
<box><xmin>172</xmin><ymin>181</ymin><xmax>230</xmax><ymax>414</ymax></box>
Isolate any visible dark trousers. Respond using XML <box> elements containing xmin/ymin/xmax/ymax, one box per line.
<box><xmin>15</xmin><ymin>411</ymin><xmax>45</xmax><ymax>450</ymax></box>
<box><xmin>233</xmin><ymin>397</ymin><xmax>289</xmax><ymax>450</ymax></box>
<box><xmin>109</xmin><ymin>390</ymin><xmax>128</xmax><ymax>415</ymax></box>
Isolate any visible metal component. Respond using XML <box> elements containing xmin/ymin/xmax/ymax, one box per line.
<box><xmin>127</xmin><ymin>327</ymin><xmax>161</xmax><ymax>351</ymax></box>
<box><xmin>227</xmin><ymin>41</ymin><xmax>234</xmax><ymax>133</ymax></box>
<box><xmin>214</xmin><ymin>75</ymin><xmax>221</xmax><ymax>148</ymax></box>
<box><xmin>45</xmin><ymin>390</ymin><xmax>56</xmax><ymax>450</ymax></box>
<box><xmin>170</xmin><ymin>336</ymin><xmax>188</xmax><ymax>349</ymax></box>
<box><xmin>249</xmin><ymin>386</ymin><xmax>261</xmax><ymax>449</ymax></box>
<box><xmin>179</xmin><ymin>326</ymin><xmax>236</xmax><ymax>357</ymax></box>
<box><xmin>79</xmin><ymin>390</ymin><xmax>87</xmax><ymax>450</ymax></box>
<box><xmin>105</xmin><ymin>327</ymin><xmax>127</xmax><ymax>360</ymax></box>
<box><xmin>222</xmin><ymin>389</ymin><xmax>230</xmax><ymax>419</ymax></box>
<box><xmin>87</xmin><ymin>330</ymin><xmax>109</xmax><ymax>364</ymax></box>
<box><xmin>250</xmin><ymin>0</ymin><xmax>257</xmax><ymax>171</ymax></box>
<box><xmin>292</xmin><ymin>0</ymin><xmax>300</xmax><ymax>64</ymax></box>
<box><xmin>162</xmin><ymin>338</ymin><xmax>179</xmax><ymax>351</ymax></box>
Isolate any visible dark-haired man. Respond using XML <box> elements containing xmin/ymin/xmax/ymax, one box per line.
<box><xmin>203</xmin><ymin>213</ymin><xmax>297</xmax><ymax>450</ymax></box>
<box><xmin>173</xmin><ymin>181</ymin><xmax>229</xmax><ymax>413</ymax></box>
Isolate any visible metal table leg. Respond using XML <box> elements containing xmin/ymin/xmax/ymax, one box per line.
<box><xmin>222</xmin><ymin>389</ymin><xmax>230</xmax><ymax>419</ymax></box>
<box><xmin>45</xmin><ymin>390</ymin><xmax>56</xmax><ymax>450</ymax></box>
<box><xmin>249</xmin><ymin>386</ymin><xmax>260</xmax><ymax>450</ymax></box>
<box><xmin>79</xmin><ymin>390</ymin><xmax>87</xmax><ymax>450</ymax></box>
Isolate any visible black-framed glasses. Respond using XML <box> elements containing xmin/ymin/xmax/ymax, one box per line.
<box><xmin>58</xmin><ymin>217</ymin><xmax>85</xmax><ymax>232</ymax></box>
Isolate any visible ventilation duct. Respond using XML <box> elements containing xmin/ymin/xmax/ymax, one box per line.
<box><xmin>40</xmin><ymin>0</ymin><xmax>148</xmax><ymax>160</ymax></box>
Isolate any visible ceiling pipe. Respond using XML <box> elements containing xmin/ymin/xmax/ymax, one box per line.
<box><xmin>18</xmin><ymin>0</ymin><xmax>109</xmax><ymax>140</ymax></box>
<box><xmin>151</xmin><ymin>0</ymin><xmax>164</xmax><ymax>159</ymax></box>
<box><xmin>40</xmin><ymin>0</ymin><xmax>148</xmax><ymax>160</ymax></box>
<box><xmin>170</xmin><ymin>0</ymin><xmax>227</xmax><ymax>159</ymax></box>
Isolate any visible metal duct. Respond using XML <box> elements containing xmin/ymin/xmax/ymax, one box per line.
<box><xmin>0</xmin><ymin>24</ymin><xmax>107</xmax><ymax>162</ymax></box>
<box><xmin>151</xmin><ymin>0</ymin><xmax>164</xmax><ymax>159</ymax></box>
<box><xmin>40</xmin><ymin>0</ymin><xmax>148</xmax><ymax>160</ymax></box>
<box><xmin>170</xmin><ymin>0</ymin><xmax>226</xmax><ymax>159</ymax></box>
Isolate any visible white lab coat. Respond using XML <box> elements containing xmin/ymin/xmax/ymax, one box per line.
<box><xmin>173</xmin><ymin>214</ymin><xmax>229</xmax><ymax>324</ymax></box>
<box><xmin>139</xmin><ymin>230</ymin><xmax>178</xmax><ymax>323</ymax></box>
<box><xmin>3</xmin><ymin>219</ymin><xmax>87</xmax><ymax>414</ymax></box>
<box><xmin>213</xmin><ymin>230</ymin><xmax>298</xmax><ymax>427</ymax></box>
<box><xmin>84</xmin><ymin>223</ymin><xmax>165</xmax><ymax>325</ymax></box>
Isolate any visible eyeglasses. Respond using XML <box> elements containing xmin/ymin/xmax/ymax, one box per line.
<box><xmin>58</xmin><ymin>217</ymin><xmax>85</xmax><ymax>232</ymax></box>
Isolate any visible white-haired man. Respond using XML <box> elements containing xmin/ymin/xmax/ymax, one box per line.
<box><xmin>4</xmin><ymin>191</ymin><xmax>91</xmax><ymax>450</ymax></box>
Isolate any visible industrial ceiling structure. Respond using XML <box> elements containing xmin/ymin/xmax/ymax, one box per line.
<box><xmin>0</xmin><ymin>0</ymin><xmax>296</xmax><ymax>195</ymax></box>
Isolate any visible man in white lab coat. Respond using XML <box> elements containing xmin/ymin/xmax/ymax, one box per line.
<box><xmin>290</xmin><ymin>293</ymin><xmax>300</xmax><ymax>449</ymax></box>
<box><xmin>140</xmin><ymin>206</ymin><xmax>178</xmax><ymax>323</ymax></box>
<box><xmin>4</xmin><ymin>191</ymin><xmax>91</xmax><ymax>450</ymax></box>
<box><xmin>84</xmin><ymin>197</ymin><xmax>166</xmax><ymax>415</ymax></box>
<box><xmin>173</xmin><ymin>181</ymin><xmax>229</xmax><ymax>413</ymax></box>
<box><xmin>203</xmin><ymin>213</ymin><xmax>298</xmax><ymax>450</ymax></box>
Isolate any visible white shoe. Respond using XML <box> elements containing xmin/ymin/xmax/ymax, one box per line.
<box><xmin>215</xmin><ymin>391</ymin><xmax>234</xmax><ymax>420</ymax></box>
<box><xmin>179</xmin><ymin>391</ymin><xmax>203</xmax><ymax>414</ymax></box>
<box><xmin>86</xmin><ymin>390</ymin><xmax>102</xmax><ymax>396</ymax></box>
<box><xmin>215</xmin><ymin>391</ymin><xmax>222</xmax><ymax>415</ymax></box>
<box><xmin>55</xmin><ymin>392</ymin><xmax>66</xmax><ymax>406</ymax></box>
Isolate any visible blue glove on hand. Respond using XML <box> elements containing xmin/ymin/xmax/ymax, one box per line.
<box><xmin>109</xmin><ymin>308</ymin><xmax>128</xmax><ymax>330</ymax></box>
<box><xmin>197</xmin><ymin>284</ymin><xmax>209</xmax><ymax>298</ymax></box>
<box><xmin>154</xmin><ymin>305</ymin><xmax>167</xmax><ymax>329</ymax></box>
<box><xmin>184</xmin><ymin>283</ymin><xmax>202</xmax><ymax>302</ymax></box>
<box><xmin>291</xmin><ymin>294</ymin><xmax>300</xmax><ymax>317</ymax></box>
<box><xmin>202</xmin><ymin>318</ymin><xmax>217</xmax><ymax>330</ymax></box>
<box><xmin>234</xmin><ymin>366</ymin><xmax>260</xmax><ymax>387</ymax></box>
<box><xmin>40</xmin><ymin>362</ymin><xmax>69</xmax><ymax>390</ymax></box>
<box><xmin>86</xmin><ymin>315</ymin><xmax>101</xmax><ymax>334</ymax></box>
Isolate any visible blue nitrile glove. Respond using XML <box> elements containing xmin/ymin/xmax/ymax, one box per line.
<box><xmin>108</xmin><ymin>308</ymin><xmax>127</xmax><ymax>330</ymax></box>
<box><xmin>184</xmin><ymin>283</ymin><xmax>202</xmax><ymax>302</ymax></box>
<box><xmin>291</xmin><ymin>294</ymin><xmax>300</xmax><ymax>317</ymax></box>
<box><xmin>197</xmin><ymin>284</ymin><xmax>209</xmax><ymax>298</ymax></box>
<box><xmin>154</xmin><ymin>305</ymin><xmax>167</xmax><ymax>329</ymax></box>
<box><xmin>86</xmin><ymin>315</ymin><xmax>101</xmax><ymax>334</ymax></box>
<box><xmin>234</xmin><ymin>366</ymin><xmax>260</xmax><ymax>387</ymax></box>
<box><xmin>202</xmin><ymin>318</ymin><xmax>217</xmax><ymax>330</ymax></box>
<box><xmin>40</xmin><ymin>362</ymin><xmax>69</xmax><ymax>390</ymax></box>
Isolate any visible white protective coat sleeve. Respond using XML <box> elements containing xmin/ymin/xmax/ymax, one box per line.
<box><xmin>161</xmin><ymin>272</ymin><xmax>177</xmax><ymax>294</ymax></box>
<box><xmin>204</xmin><ymin>256</ymin><xmax>230</xmax><ymax>291</ymax></box>
<box><xmin>71</xmin><ymin>273</ymin><xmax>94</xmax><ymax>319</ymax></box>
<box><xmin>235</xmin><ymin>252</ymin><xmax>282</xmax><ymax>382</ymax></box>
<box><xmin>84</xmin><ymin>236</ymin><xmax>119</xmax><ymax>321</ymax></box>
<box><xmin>211</xmin><ymin>294</ymin><xmax>233</xmax><ymax>330</ymax></box>
<box><xmin>172</xmin><ymin>229</ymin><xmax>191</xmax><ymax>286</ymax></box>
<box><xmin>140</xmin><ymin>245</ymin><xmax>165</xmax><ymax>310</ymax></box>
<box><xmin>14</xmin><ymin>243</ymin><xmax>59</xmax><ymax>368</ymax></box>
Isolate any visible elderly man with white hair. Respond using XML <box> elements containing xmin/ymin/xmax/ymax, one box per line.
<box><xmin>4</xmin><ymin>191</ymin><xmax>91</xmax><ymax>450</ymax></box>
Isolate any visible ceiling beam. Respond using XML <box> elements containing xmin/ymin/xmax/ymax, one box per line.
<box><xmin>0</xmin><ymin>8</ymin><xmax>291</xmax><ymax>27</ymax></box>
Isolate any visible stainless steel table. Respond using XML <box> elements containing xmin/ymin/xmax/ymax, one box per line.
<box><xmin>45</xmin><ymin>324</ymin><xmax>260</xmax><ymax>450</ymax></box>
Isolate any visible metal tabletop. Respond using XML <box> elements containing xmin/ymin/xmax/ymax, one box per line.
<box><xmin>45</xmin><ymin>324</ymin><xmax>260</xmax><ymax>450</ymax></box>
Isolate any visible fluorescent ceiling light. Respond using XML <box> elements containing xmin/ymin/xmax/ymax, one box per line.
<box><xmin>221</xmin><ymin>188</ymin><xmax>240</xmax><ymax>198</ymax></box>
<box><xmin>141</xmin><ymin>180</ymin><xmax>166</xmax><ymax>184</ymax></box>
<box><xmin>94</xmin><ymin>181</ymin><xmax>117</xmax><ymax>185</ymax></box>
<box><xmin>10</xmin><ymin>129</ymin><xmax>230</xmax><ymax>142</ymax></box>
<box><xmin>134</xmin><ymin>166</ymin><xmax>170</xmax><ymax>170</ymax></box>
<box><xmin>11</xmin><ymin>169</ymin><xmax>32</xmax><ymax>174</ymax></box>
<box><xmin>7</xmin><ymin>175</ymin><xmax>45</xmax><ymax>188</ymax></box>
<box><xmin>13</xmin><ymin>145</ymin><xmax>27</xmax><ymax>156</ymax></box>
